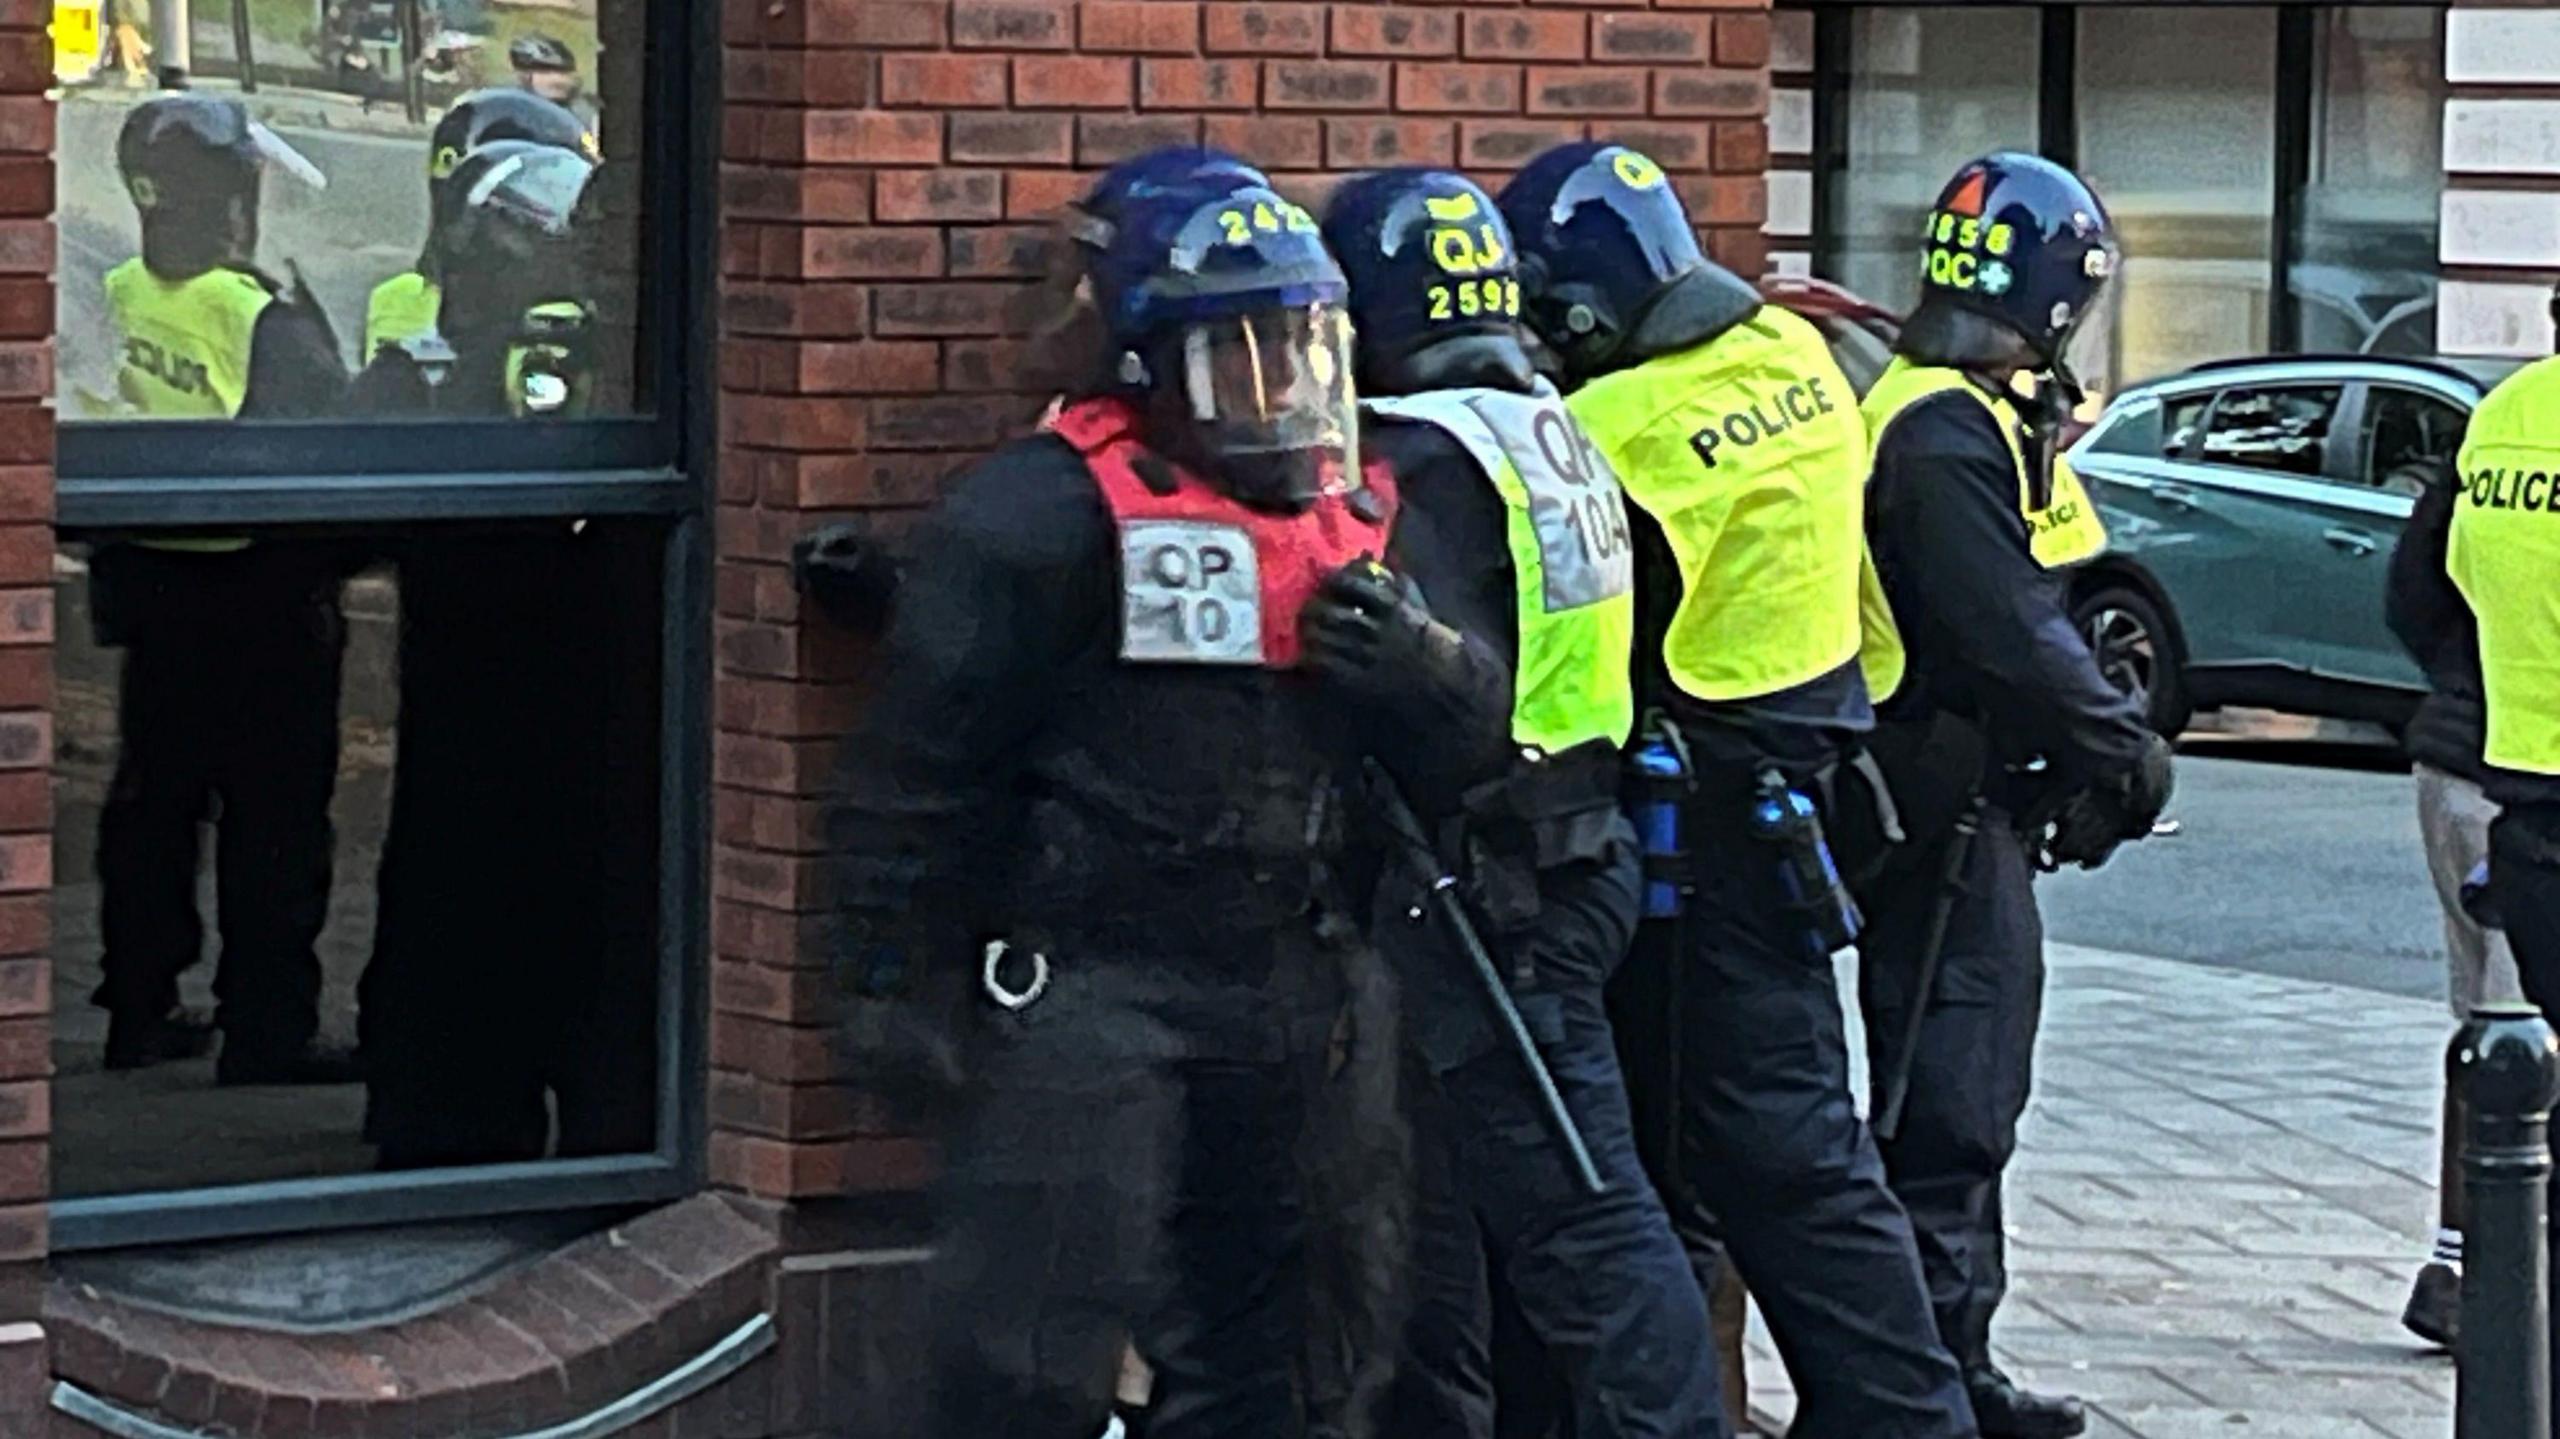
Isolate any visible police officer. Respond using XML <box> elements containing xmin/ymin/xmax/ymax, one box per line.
<box><xmin>2448</xmin><ymin>280</ymin><xmax>2560</xmax><ymax>1420</ymax></box>
<box><xmin>1499</xmin><ymin>143</ymin><xmax>1975</xmax><ymax>1439</ymax></box>
<box><xmin>509</xmin><ymin>33</ymin><xmax>583</xmax><ymax>108</ymax></box>
<box><xmin>362</xmin><ymin>88</ymin><xmax>593</xmax><ymax>368</ymax></box>
<box><xmin>1323</xmin><ymin>168</ymin><xmax>1725</xmax><ymax>1439</ymax></box>
<box><xmin>1856</xmin><ymin>154</ymin><xmax>2172</xmax><ymax>1438</ymax></box>
<box><xmin>831</xmin><ymin>151</ymin><xmax>1511</xmax><ymax>1439</ymax></box>
<box><xmin>90</xmin><ymin>94</ymin><xmax>355</xmax><ymax>1083</ymax></box>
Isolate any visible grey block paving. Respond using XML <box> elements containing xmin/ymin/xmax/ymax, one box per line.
<box><xmin>1745</xmin><ymin>944</ymin><xmax>2457</xmax><ymax>1438</ymax></box>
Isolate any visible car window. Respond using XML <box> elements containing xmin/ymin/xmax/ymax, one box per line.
<box><xmin>2198</xmin><ymin>385</ymin><xmax>2342</xmax><ymax>477</ymax></box>
<box><xmin>2361</xmin><ymin>386</ymin><xmax>2468</xmax><ymax>496</ymax></box>
<box><xmin>2082</xmin><ymin>398</ymin><xmax>2164</xmax><ymax>457</ymax></box>
<box><xmin>2160</xmin><ymin>393</ymin><xmax>2210</xmax><ymax>459</ymax></box>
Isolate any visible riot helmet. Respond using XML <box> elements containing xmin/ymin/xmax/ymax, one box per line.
<box><xmin>118</xmin><ymin>93</ymin><xmax>324</xmax><ymax>280</ymax></box>
<box><xmin>1498</xmin><ymin>142</ymin><xmax>1752</xmax><ymax>384</ymax></box>
<box><xmin>423</xmin><ymin>88</ymin><xmax>594</xmax><ymax>269</ymax></box>
<box><xmin>1910</xmin><ymin>153</ymin><xmax>2119</xmax><ymax>390</ymax></box>
<box><xmin>1321</xmin><ymin>168</ymin><xmax>1536</xmax><ymax>398</ymax></box>
<box><xmin>434</xmin><ymin>139</ymin><xmax>596</xmax><ymax>348</ymax></box>
<box><xmin>509</xmin><ymin>33</ymin><xmax>581</xmax><ymax>104</ymax></box>
<box><xmin>1087</xmin><ymin>162</ymin><xmax>1356</xmax><ymax>513</ymax></box>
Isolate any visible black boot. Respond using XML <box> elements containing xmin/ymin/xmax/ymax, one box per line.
<box><xmin>1967</xmin><ymin>1366</ymin><xmax>2087</xmax><ymax>1439</ymax></box>
<box><xmin>216</xmin><ymin>1039</ymin><xmax>362</xmax><ymax>1087</ymax></box>
<box><xmin>2402</xmin><ymin>1260</ymin><xmax>2460</xmax><ymax>1350</ymax></box>
<box><xmin>103</xmin><ymin>1007</ymin><xmax>216</xmax><ymax>1071</ymax></box>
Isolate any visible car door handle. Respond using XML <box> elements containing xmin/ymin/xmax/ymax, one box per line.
<box><xmin>2324</xmin><ymin>527</ymin><xmax>2380</xmax><ymax>558</ymax></box>
<box><xmin>2154</xmin><ymin>483</ymin><xmax>2201</xmax><ymax>513</ymax></box>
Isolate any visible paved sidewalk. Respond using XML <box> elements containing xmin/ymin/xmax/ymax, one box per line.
<box><xmin>1746</xmin><ymin>943</ymin><xmax>2456</xmax><ymax>1438</ymax></box>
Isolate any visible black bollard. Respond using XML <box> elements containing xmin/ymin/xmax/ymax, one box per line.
<box><xmin>2457</xmin><ymin>1002</ymin><xmax>2560</xmax><ymax>1439</ymax></box>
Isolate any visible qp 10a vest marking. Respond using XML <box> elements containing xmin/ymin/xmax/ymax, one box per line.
<box><xmin>1119</xmin><ymin>519</ymin><xmax>1265</xmax><ymax>666</ymax></box>
<box><xmin>1686</xmin><ymin>376</ymin><xmax>1841</xmax><ymax>470</ymax></box>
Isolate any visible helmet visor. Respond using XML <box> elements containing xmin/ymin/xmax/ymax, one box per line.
<box><xmin>248</xmin><ymin>122</ymin><xmax>327</xmax><ymax>192</ymax></box>
<box><xmin>1178</xmin><ymin>302</ymin><xmax>1357</xmax><ymax>472</ymax></box>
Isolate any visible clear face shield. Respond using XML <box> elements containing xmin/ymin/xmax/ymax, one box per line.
<box><xmin>1167</xmin><ymin>302</ymin><xmax>1360</xmax><ymax>511</ymax></box>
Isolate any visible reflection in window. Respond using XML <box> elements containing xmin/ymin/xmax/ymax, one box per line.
<box><xmin>58</xmin><ymin>16</ymin><xmax>640</xmax><ymax>425</ymax></box>
<box><xmin>1831</xmin><ymin>6</ymin><xmax>2040</xmax><ymax>319</ymax></box>
<box><xmin>2200</xmin><ymin>385</ymin><xmax>2340</xmax><ymax>477</ymax></box>
<box><xmin>2362</xmin><ymin>387</ymin><xmax>2466</xmax><ymax>489</ymax></box>
<box><xmin>2292</xmin><ymin>9</ymin><xmax>2445</xmax><ymax>359</ymax></box>
<box><xmin>2082</xmin><ymin>400</ymin><xmax>2164</xmax><ymax>460</ymax></box>
<box><xmin>54</xmin><ymin>521</ymin><xmax>665</xmax><ymax>1198</ymax></box>
<box><xmin>2077</xmin><ymin>8</ymin><xmax>2278</xmax><ymax>392</ymax></box>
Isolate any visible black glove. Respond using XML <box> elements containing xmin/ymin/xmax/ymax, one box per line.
<box><xmin>2036</xmin><ymin>732</ymin><xmax>2175</xmax><ymax>871</ymax></box>
<box><xmin>793</xmin><ymin>523</ymin><xmax>903</xmax><ymax>636</ymax></box>
<box><xmin>1300</xmin><ymin>559</ymin><xmax>1467</xmax><ymax>696</ymax></box>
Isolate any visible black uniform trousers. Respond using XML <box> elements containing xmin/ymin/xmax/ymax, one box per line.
<box><xmin>93</xmin><ymin>544</ymin><xmax>344</xmax><ymax>1057</ymax></box>
<box><xmin>2486</xmin><ymin>802</ymin><xmax>2560</xmax><ymax>1422</ymax></box>
<box><xmin>1609</xmin><ymin>777</ymin><xmax>1976</xmax><ymax>1439</ymax></box>
<box><xmin>1857</xmin><ymin>804</ymin><xmax>2045</xmax><ymax>1373</ymax></box>
<box><xmin>1377</xmin><ymin>835</ymin><xmax>1727</xmax><ymax>1439</ymax></box>
<box><xmin>921</xmin><ymin>937</ymin><xmax>1388</xmax><ymax>1439</ymax></box>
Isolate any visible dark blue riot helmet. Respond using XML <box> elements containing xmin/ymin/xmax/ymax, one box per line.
<box><xmin>1914</xmin><ymin>152</ymin><xmax>2119</xmax><ymax>387</ymax></box>
<box><xmin>1070</xmin><ymin>147</ymin><xmax>1273</xmax><ymax>259</ymax></box>
<box><xmin>1086</xmin><ymin>160</ymin><xmax>1357</xmax><ymax>512</ymax></box>
<box><xmin>1321</xmin><ymin>168</ymin><xmax>1536</xmax><ymax>398</ymax></box>
<box><xmin>1497</xmin><ymin>142</ymin><xmax>1719</xmax><ymax>382</ymax></box>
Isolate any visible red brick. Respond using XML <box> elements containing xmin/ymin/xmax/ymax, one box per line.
<box><xmin>876</xmin><ymin>169</ymin><xmax>1006</xmax><ymax>223</ymax></box>
<box><xmin>1395</xmin><ymin>61</ymin><xmax>1522</xmax><ymax>113</ymax></box>
<box><xmin>0</xmin><ymin>223</ymin><xmax>48</xmax><ymax>274</ymax></box>
<box><xmin>723</xmin><ymin>394</ymin><xmax>868</xmax><ymax>453</ymax></box>
<box><xmin>1331</xmin><ymin>5</ymin><xmax>1455</xmax><ymax>56</ymax></box>
<box><xmin>1593</xmin><ymin>12</ymin><xmax>1709</xmax><ymax>61</ymax></box>
<box><xmin>1203</xmin><ymin>2</ymin><xmax>1322</xmax><ymax>55</ymax></box>
<box><xmin>0</xmin><ymin>961</ymin><xmax>42</xmax><ymax>1018</ymax></box>
<box><xmin>1654</xmin><ymin>0</ymin><xmax>1765</xmax><ymax>7</ymax></box>
<box><xmin>0</xmin><ymin>159</ymin><xmax>42</xmax><ymax>219</ymax></box>
<box><xmin>1082</xmin><ymin>0</ymin><xmax>1200</xmax><ymax>52</ymax></box>
<box><xmin>824</xmin><ymin>0</ymin><xmax>947</xmax><ymax>49</ymax></box>
<box><xmin>795</xmin><ymin>341</ymin><xmax>943</xmax><ymax>394</ymax></box>
<box><xmin>1461</xmin><ymin>9</ymin><xmax>1581</xmax><ymax>59</ymax></box>
<box><xmin>1266</xmin><ymin>59</ymin><xmax>1388</xmax><ymax>110</ymax></box>
<box><xmin>953</xmin><ymin>0</ymin><xmax>1075</xmax><ymax>47</ymax></box>
<box><xmin>1707</xmin><ymin>224</ymin><xmax>1768</xmax><ymax>277</ymax></box>
<box><xmin>950</xmin><ymin>111</ymin><xmax>1076</xmax><ymax>164</ymax></box>
<box><xmin>1206</xmin><ymin>114</ymin><xmax>1319</xmax><ymax>169</ymax></box>
<box><xmin>1713</xmin><ymin>12</ymin><xmax>1770</xmax><ymax>66</ymax></box>
<box><xmin>1711</xmin><ymin>119</ymin><xmax>1767</xmax><ymax>173</ymax></box>
<box><xmin>0</xmin><ymin>713</ymin><xmax>42</xmax><ymax>770</ymax></box>
<box><xmin>725</xmin><ymin>165</ymin><xmax>873</xmax><ymax>223</ymax></box>
<box><xmin>804</xmin><ymin>109</ymin><xmax>943</xmax><ymax>163</ymax></box>
<box><xmin>944</xmin><ymin>338</ymin><xmax>1031</xmax><ymax>390</ymax></box>
<box><xmin>801</xmin><ymin>227</ymin><xmax>946</xmax><ymax>279</ymax></box>
<box><xmin>1653</xmin><ymin>67</ymin><xmax>1767</xmax><ymax>117</ymax></box>
<box><xmin>1527</xmin><ymin>64</ymin><xmax>1645</xmax><ymax>115</ymax></box>
<box><xmin>873</xmin><ymin>282</ymin><xmax>1020</xmax><ymax>336</ymax></box>
<box><xmin>1324</xmin><ymin>117</ymin><xmax>1456</xmax><ymax>168</ymax></box>
<box><xmin>1461</xmin><ymin>118</ymin><xmax>1584</xmax><ymax>169</ymax></box>
<box><xmin>1008</xmin><ymin>168</ymin><xmax>1095</xmax><ymax>217</ymax></box>
<box><xmin>1078</xmin><ymin>112</ymin><xmax>1205</xmax><ymax>165</ymax></box>
<box><xmin>807</xmin><ymin>57</ymin><xmax>874</xmax><ymax>105</ymax></box>
<box><xmin>725</xmin><ymin>282</ymin><xmax>871</xmax><ymax>337</ymax></box>
<box><xmin>1680</xmin><ymin>173</ymin><xmax>1764</xmax><ymax>226</ymax></box>
<box><xmin>879</xmin><ymin>54</ymin><xmax>1010</xmax><ymax>108</ymax></box>
<box><xmin>0</xmin><ymin>590</ymin><xmax>47</xmax><ymax>645</ymax></box>
<box><xmin>0</xmin><ymin>283</ymin><xmax>36</xmax><ymax>345</ymax></box>
<box><xmin>0</xmin><ymin>649</ymin><xmax>40</xmax><ymax>708</ymax></box>
<box><xmin>1605</xmin><ymin>122</ymin><xmax>1711</xmax><ymax>169</ymax></box>
<box><xmin>1015</xmin><ymin>54</ymin><xmax>1134</xmax><ymax>107</ymax></box>
<box><xmin>726</xmin><ymin>49</ymin><xmax>805</xmax><ymax>103</ymax></box>
<box><xmin>1141</xmin><ymin>57</ymin><xmax>1257</xmax><ymax>109</ymax></box>
<box><xmin>948</xmin><ymin>223</ymin><xmax>1057</xmax><ymax>277</ymax></box>
<box><xmin>0</xmin><ymin>1083</ymin><xmax>39</xmax><ymax>1143</ymax></box>
<box><xmin>0</xmin><ymin>837</ymin><xmax>46</xmax><ymax>895</ymax></box>
<box><xmin>0</xmin><ymin>772</ymin><xmax>39</xmax><ymax>833</ymax></box>
<box><xmin>0</xmin><ymin>1143</ymin><xmax>39</xmax><ymax>1203</ymax></box>
<box><xmin>872</xmin><ymin>395</ymin><xmax>1042</xmax><ymax>449</ymax></box>
<box><xmin>0</xmin><ymin>101</ymin><xmax>46</xmax><ymax>158</ymax></box>
<box><xmin>0</xmin><ymin>1207</ymin><xmax>47</xmax><ymax>1266</ymax></box>
<box><xmin>0</xmin><ymin>35</ymin><xmax>52</xmax><ymax>91</ymax></box>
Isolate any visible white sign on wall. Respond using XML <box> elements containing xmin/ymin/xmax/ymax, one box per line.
<box><xmin>2443</xmin><ymin>190</ymin><xmax>2560</xmax><ymax>268</ymax></box>
<box><xmin>1765</xmin><ymin>170</ymin><xmax>1813</xmax><ymax>240</ymax></box>
<box><xmin>2438</xmin><ymin>280</ymin><xmax>2556</xmax><ymax>359</ymax></box>
<box><xmin>2447</xmin><ymin>8</ymin><xmax>2560</xmax><ymax>86</ymax></box>
<box><xmin>1770</xmin><ymin>88</ymin><xmax>1814</xmax><ymax>159</ymax></box>
<box><xmin>2446</xmin><ymin>100</ymin><xmax>2560</xmax><ymax>176</ymax></box>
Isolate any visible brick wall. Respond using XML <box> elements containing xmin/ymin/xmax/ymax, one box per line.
<box><xmin>2439</xmin><ymin>3</ymin><xmax>2560</xmax><ymax>357</ymax></box>
<box><xmin>708</xmin><ymin>0</ymin><xmax>1778</xmax><ymax>1207</ymax></box>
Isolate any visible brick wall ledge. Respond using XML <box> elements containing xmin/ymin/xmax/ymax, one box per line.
<box><xmin>44</xmin><ymin>1195</ymin><xmax>780</xmax><ymax>1439</ymax></box>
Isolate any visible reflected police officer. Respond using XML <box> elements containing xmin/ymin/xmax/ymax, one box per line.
<box><xmin>1855</xmin><ymin>154</ymin><xmax>2173</xmax><ymax>1438</ymax></box>
<box><xmin>1322</xmin><ymin>167</ymin><xmax>1727</xmax><ymax>1439</ymax></box>
<box><xmin>1499</xmin><ymin>142</ymin><xmax>1977</xmax><ymax>1439</ymax></box>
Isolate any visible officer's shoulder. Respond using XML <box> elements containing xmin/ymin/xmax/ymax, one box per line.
<box><xmin>2475</xmin><ymin>357</ymin><xmax>2560</xmax><ymax>432</ymax></box>
<box><xmin>930</xmin><ymin>432</ymin><xmax>1110</xmax><ymax>568</ymax></box>
<box><xmin>1363</xmin><ymin>411</ymin><xmax>1473</xmax><ymax>474</ymax></box>
<box><xmin>1873</xmin><ymin>386</ymin><xmax>2008</xmax><ymax>464</ymax></box>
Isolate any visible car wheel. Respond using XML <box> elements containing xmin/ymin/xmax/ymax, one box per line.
<box><xmin>2074</xmin><ymin>584</ymin><xmax>2192</xmax><ymax>737</ymax></box>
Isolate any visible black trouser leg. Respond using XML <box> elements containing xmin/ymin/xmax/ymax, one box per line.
<box><xmin>2488</xmin><ymin>807</ymin><xmax>2560</xmax><ymax>1428</ymax></box>
<box><xmin>95</xmin><ymin>633</ymin><xmax>210</xmax><ymax>1023</ymax></box>
<box><xmin>1379</xmin><ymin>1069</ymin><xmax>1496</xmax><ymax>1439</ymax></box>
<box><xmin>1859</xmin><ymin>814</ymin><xmax>2045</xmax><ymax>1370</ymax></box>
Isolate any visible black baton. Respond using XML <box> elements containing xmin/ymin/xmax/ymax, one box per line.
<box><xmin>1367</xmin><ymin>763</ymin><xmax>1608</xmax><ymax>1196</ymax></box>
<box><xmin>1875</xmin><ymin>793</ymin><xmax>1986</xmax><ymax>1145</ymax></box>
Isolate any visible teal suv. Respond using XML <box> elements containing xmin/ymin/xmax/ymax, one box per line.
<box><xmin>2064</xmin><ymin>356</ymin><xmax>2517</xmax><ymax>737</ymax></box>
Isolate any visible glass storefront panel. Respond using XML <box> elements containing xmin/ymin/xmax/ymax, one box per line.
<box><xmin>2076</xmin><ymin>7</ymin><xmax>2280</xmax><ymax>392</ymax></box>
<box><xmin>2293</xmin><ymin>8</ymin><xmax>2445</xmax><ymax>358</ymax></box>
<box><xmin>1832</xmin><ymin>6</ymin><xmax>2041</xmax><ymax>316</ymax></box>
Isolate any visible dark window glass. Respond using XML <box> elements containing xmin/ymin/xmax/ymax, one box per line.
<box><xmin>56</xmin><ymin>4</ymin><xmax>648</xmax><ymax>428</ymax></box>
<box><xmin>53</xmin><ymin>519</ymin><xmax>665</xmax><ymax>1199</ymax></box>
<box><xmin>2083</xmin><ymin>401</ymin><xmax>2165</xmax><ymax>459</ymax></box>
<box><xmin>2291</xmin><ymin>9</ymin><xmax>2445</xmax><ymax>359</ymax></box>
<box><xmin>2161</xmin><ymin>394</ymin><xmax>2212</xmax><ymax>459</ymax></box>
<box><xmin>2199</xmin><ymin>385</ymin><xmax>2342</xmax><ymax>477</ymax></box>
<box><xmin>2360</xmin><ymin>386</ymin><xmax>2466</xmax><ymax>491</ymax></box>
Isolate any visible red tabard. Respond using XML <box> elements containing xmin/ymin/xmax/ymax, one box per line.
<box><xmin>1049</xmin><ymin>396</ymin><xmax>1398</xmax><ymax>669</ymax></box>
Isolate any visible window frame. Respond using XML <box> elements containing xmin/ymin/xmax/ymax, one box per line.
<box><xmin>47</xmin><ymin>0</ymin><xmax>718</xmax><ymax>1251</ymax></box>
<box><xmin>2346</xmin><ymin>381</ymin><xmax>2468</xmax><ymax>491</ymax></box>
<box><xmin>2194</xmin><ymin>382</ymin><xmax>2347</xmax><ymax>483</ymax></box>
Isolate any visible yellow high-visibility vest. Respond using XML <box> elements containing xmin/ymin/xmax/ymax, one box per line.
<box><xmin>1367</xmin><ymin>383</ymin><xmax>1638</xmax><ymax>752</ymax></box>
<box><xmin>104</xmin><ymin>258</ymin><xmax>271</xmax><ymax>420</ymax></box>
<box><xmin>1856</xmin><ymin>359</ymin><xmax>2111</xmax><ymax>702</ymax></box>
<box><xmin>364</xmin><ymin>270</ymin><xmax>442</xmax><ymax>364</ymax></box>
<box><xmin>1567</xmin><ymin>306</ymin><xmax>1870</xmax><ymax>704</ymax></box>
<box><xmin>2449</xmin><ymin>354</ymin><xmax>2560</xmax><ymax>776</ymax></box>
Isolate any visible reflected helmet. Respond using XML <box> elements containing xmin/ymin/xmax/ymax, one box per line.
<box><xmin>1321</xmin><ymin>168</ymin><xmax>1534</xmax><ymax>397</ymax></box>
<box><xmin>508</xmin><ymin>32</ymin><xmax>577</xmax><ymax>72</ymax></box>
<box><xmin>436</xmin><ymin>140</ymin><xmax>598</xmax><ymax>335</ymax></box>
<box><xmin>1497</xmin><ymin>142</ymin><xmax>1704</xmax><ymax>379</ymax></box>
<box><xmin>1917</xmin><ymin>153</ymin><xmax>2118</xmax><ymax>377</ymax></box>
<box><xmin>430</xmin><ymin>87</ymin><xmax>594</xmax><ymax>184</ymax></box>
<box><xmin>117</xmin><ymin>93</ymin><xmax>273</xmax><ymax>215</ymax></box>
<box><xmin>1086</xmin><ymin>157</ymin><xmax>1356</xmax><ymax>511</ymax></box>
